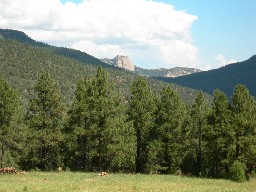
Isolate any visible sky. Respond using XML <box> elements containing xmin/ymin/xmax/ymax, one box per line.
<box><xmin>0</xmin><ymin>0</ymin><xmax>255</xmax><ymax>70</ymax></box>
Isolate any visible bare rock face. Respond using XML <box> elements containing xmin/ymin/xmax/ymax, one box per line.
<box><xmin>102</xmin><ymin>55</ymin><xmax>201</xmax><ymax>77</ymax></box>
<box><xmin>101</xmin><ymin>55</ymin><xmax>135</xmax><ymax>71</ymax></box>
<box><xmin>165</xmin><ymin>67</ymin><xmax>202</xmax><ymax>78</ymax></box>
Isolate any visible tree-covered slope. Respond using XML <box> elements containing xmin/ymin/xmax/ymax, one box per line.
<box><xmin>155</xmin><ymin>55</ymin><xmax>256</xmax><ymax>97</ymax></box>
<box><xmin>0</xmin><ymin>29</ymin><xmax>114</xmax><ymax>69</ymax></box>
<box><xmin>0</xmin><ymin>38</ymin><xmax>209</xmax><ymax>105</ymax></box>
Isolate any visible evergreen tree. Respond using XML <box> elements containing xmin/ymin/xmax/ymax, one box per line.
<box><xmin>65</xmin><ymin>77</ymin><xmax>92</xmax><ymax>171</ymax></box>
<box><xmin>206</xmin><ymin>90</ymin><xmax>232</xmax><ymax>177</ymax></box>
<box><xmin>128</xmin><ymin>77</ymin><xmax>157</xmax><ymax>173</ymax></box>
<box><xmin>150</xmin><ymin>86</ymin><xmax>187</xmax><ymax>173</ymax></box>
<box><xmin>67</xmin><ymin>67</ymin><xmax>135</xmax><ymax>172</ymax></box>
<box><xmin>26</xmin><ymin>72</ymin><xmax>66</xmax><ymax>170</ymax></box>
<box><xmin>230</xmin><ymin>84</ymin><xmax>256</xmax><ymax>173</ymax></box>
<box><xmin>190</xmin><ymin>91</ymin><xmax>209</xmax><ymax>176</ymax></box>
<box><xmin>0</xmin><ymin>78</ymin><xmax>26</xmax><ymax>168</ymax></box>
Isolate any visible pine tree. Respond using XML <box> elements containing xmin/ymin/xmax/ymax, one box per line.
<box><xmin>206</xmin><ymin>89</ymin><xmax>232</xmax><ymax>177</ymax></box>
<box><xmin>26</xmin><ymin>72</ymin><xmax>66</xmax><ymax>171</ymax></box>
<box><xmin>0</xmin><ymin>78</ymin><xmax>26</xmax><ymax>168</ymax></box>
<box><xmin>190</xmin><ymin>91</ymin><xmax>209</xmax><ymax>176</ymax></box>
<box><xmin>230</xmin><ymin>84</ymin><xmax>256</xmax><ymax>172</ymax></box>
<box><xmin>128</xmin><ymin>77</ymin><xmax>157</xmax><ymax>173</ymax></box>
<box><xmin>67</xmin><ymin>67</ymin><xmax>135</xmax><ymax>172</ymax></box>
<box><xmin>150</xmin><ymin>86</ymin><xmax>187</xmax><ymax>173</ymax></box>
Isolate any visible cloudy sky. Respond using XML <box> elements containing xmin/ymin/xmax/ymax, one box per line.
<box><xmin>0</xmin><ymin>0</ymin><xmax>255</xmax><ymax>70</ymax></box>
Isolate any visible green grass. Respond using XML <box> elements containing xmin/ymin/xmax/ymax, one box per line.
<box><xmin>0</xmin><ymin>172</ymin><xmax>255</xmax><ymax>192</ymax></box>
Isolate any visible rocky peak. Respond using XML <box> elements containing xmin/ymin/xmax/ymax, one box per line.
<box><xmin>101</xmin><ymin>55</ymin><xmax>135</xmax><ymax>71</ymax></box>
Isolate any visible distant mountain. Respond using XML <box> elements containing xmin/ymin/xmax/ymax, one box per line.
<box><xmin>155</xmin><ymin>55</ymin><xmax>256</xmax><ymax>97</ymax></box>
<box><xmin>1</xmin><ymin>29</ymin><xmax>201</xmax><ymax>78</ymax></box>
<box><xmin>0</xmin><ymin>29</ymin><xmax>212</xmax><ymax>105</ymax></box>
<box><xmin>101</xmin><ymin>55</ymin><xmax>201</xmax><ymax>77</ymax></box>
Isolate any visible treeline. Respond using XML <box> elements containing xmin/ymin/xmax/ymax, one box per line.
<box><xmin>1</xmin><ymin>67</ymin><xmax>256</xmax><ymax>182</ymax></box>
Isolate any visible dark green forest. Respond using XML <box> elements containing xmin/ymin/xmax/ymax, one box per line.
<box><xmin>1</xmin><ymin>67</ymin><xmax>256</xmax><ymax>182</ymax></box>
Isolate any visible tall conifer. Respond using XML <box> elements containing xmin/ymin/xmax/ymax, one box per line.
<box><xmin>26</xmin><ymin>72</ymin><xmax>66</xmax><ymax>170</ymax></box>
<box><xmin>206</xmin><ymin>90</ymin><xmax>232</xmax><ymax>177</ymax></box>
<box><xmin>67</xmin><ymin>67</ymin><xmax>135</xmax><ymax>172</ymax></box>
<box><xmin>128</xmin><ymin>77</ymin><xmax>157</xmax><ymax>173</ymax></box>
<box><xmin>230</xmin><ymin>84</ymin><xmax>256</xmax><ymax>172</ymax></box>
<box><xmin>156</xmin><ymin>86</ymin><xmax>187</xmax><ymax>173</ymax></box>
<box><xmin>0</xmin><ymin>78</ymin><xmax>26</xmax><ymax>168</ymax></box>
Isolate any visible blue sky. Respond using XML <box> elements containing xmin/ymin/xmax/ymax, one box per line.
<box><xmin>1</xmin><ymin>0</ymin><xmax>256</xmax><ymax>70</ymax></box>
<box><xmin>166</xmin><ymin>0</ymin><xmax>256</xmax><ymax>68</ymax></box>
<box><xmin>60</xmin><ymin>0</ymin><xmax>256</xmax><ymax>69</ymax></box>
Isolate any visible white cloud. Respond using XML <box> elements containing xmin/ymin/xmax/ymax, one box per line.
<box><xmin>215</xmin><ymin>54</ymin><xmax>237</xmax><ymax>68</ymax></box>
<box><xmin>0</xmin><ymin>0</ymin><xmax>201</xmax><ymax>69</ymax></box>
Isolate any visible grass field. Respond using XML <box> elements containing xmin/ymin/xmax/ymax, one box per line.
<box><xmin>0</xmin><ymin>172</ymin><xmax>255</xmax><ymax>192</ymax></box>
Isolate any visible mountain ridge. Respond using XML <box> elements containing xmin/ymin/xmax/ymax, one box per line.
<box><xmin>2</xmin><ymin>28</ymin><xmax>254</xmax><ymax>99</ymax></box>
<box><xmin>134</xmin><ymin>66</ymin><xmax>202</xmax><ymax>78</ymax></box>
<box><xmin>0</xmin><ymin>29</ymin><xmax>201</xmax><ymax>78</ymax></box>
<box><xmin>101</xmin><ymin>54</ymin><xmax>202</xmax><ymax>77</ymax></box>
<box><xmin>155</xmin><ymin>55</ymin><xmax>256</xmax><ymax>97</ymax></box>
<box><xmin>0</xmin><ymin>31</ymin><xmax>211</xmax><ymax>105</ymax></box>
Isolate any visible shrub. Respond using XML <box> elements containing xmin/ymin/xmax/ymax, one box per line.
<box><xmin>229</xmin><ymin>161</ymin><xmax>246</xmax><ymax>182</ymax></box>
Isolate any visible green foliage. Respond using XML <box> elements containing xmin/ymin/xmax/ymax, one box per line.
<box><xmin>189</xmin><ymin>91</ymin><xmax>210</xmax><ymax>176</ymax></box>
<box><xmin>128</xmin><ymin>77</ymin><xmax>157</xmax><ymax>173</ymax></box>
<box><xmin>231</xmin><ymin>85</ymin><xmax>256</xmax><ymax>166</ymax></box>
<box><xmin>66</xmin><ymin>67</ymin><xmax>135</xmax><ymax>172</ymax></box>
<box><xmin>205</xmin><ymin>90</ymin><xmax>232</xmax><ymax>178</ymax></box>
<box><xmin>25</xmin><ymin>72</ymin><xmax>67</xmax><ymax>171</ymax></box>
<box><xmin>0</xmin><ymin>78</ymin><xmax>27</xmax><ymax>168</ymax></box>
<box><xmin>229</xmin><ymin>161</ymin><xmax>246</xmax><ymax>182</ymax></box>
<box><xmin>149</xmin><ymin>86</ymin><xmax>187</xmax><ymax>174</ymax></box>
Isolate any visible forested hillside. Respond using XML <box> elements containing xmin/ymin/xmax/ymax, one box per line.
<box><xmin>0</xmin><ymin>38</ymin><xmax>209</xmax><ymax>105</ymax></box>
<box><xmin>155</xmin><ymin>55</ymin><xmax>256</xmax><ymax>97</ymax></box>
<box><xmin>0</xmin><ymin>29</ymin><xmax>112</xmax><ymax>69</ymax></box>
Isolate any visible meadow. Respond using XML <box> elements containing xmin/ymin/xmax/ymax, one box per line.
<box><xmin>0</xmin><ymin>172</ymin><xmax>255</xmax><ymax>192</ymax></box>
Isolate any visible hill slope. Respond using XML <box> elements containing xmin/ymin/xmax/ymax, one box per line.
<box><xmin>0</xmin><ymin>29</ymin><xmax>201</xmax><ymax>78</ymax></box>
<box><xmin>0</xmin><ymin>38</ymin><xmax>210</xmax><ymax>105</ymax></box>
<box><xmin>0</xmin><ymin>28</ymin><xmax>114</xmax><ymax>69</ymax></box>
<box><xmin>155</xmin><ymin>55</ymin><xmax>256</xmax><ymax>97</ymax></box>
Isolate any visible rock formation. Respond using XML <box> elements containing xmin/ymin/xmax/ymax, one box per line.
<box><xmin>101</xmin><ymin>55</ymin><xmax>135</xmax><ymax>71</ymax></box>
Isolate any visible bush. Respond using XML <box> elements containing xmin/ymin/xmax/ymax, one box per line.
<box><xmin>250</xmin><ymin>170</ymin><xmax>256</xmax><ymax>178</ymax></box>
<box><xmin>229</xmin><ymin>161</ymin><xmax>246</xmax><ymax>182</ymax></box>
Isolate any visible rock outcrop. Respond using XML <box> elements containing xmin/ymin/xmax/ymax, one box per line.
<box><xmin>134</xmin><ymin>67</ymin><xmax>201</xmax><ymax>78</ymax></box>
<box><xmin>101</xmin><ymin>55</ymin><xmax>201</xmax><ymax>77</ymax></box>
<box><xmin>101</xmin><ymin>55</ymin><xmax>135</xmax><ymax>71</ymax></box>
<box><xmin>165</xmin><ymin>67</ymin><xmax>201</xmax><ymax>78</ymax></box>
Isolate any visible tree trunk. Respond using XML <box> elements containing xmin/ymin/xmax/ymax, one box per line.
<box><xmin>136</xmin><ymin>129</ymin><xmax>142</xmax><ymax>173</ymax></box>
<box><xmin>0</xmin><ymin>144</ymin><xmax>4</xmax><ymax>168</ymax></box>
<box><xmin>197</xmin><ymin>122</ymin><xmax>202</xmax><ymax>176</ymax></box>
<box><xmin>235</xmin><ymin>132</ymin><xmax>240</xmax><ymax>160</ymax></box>
<box><xmin>98</xmin><ymin>136</ymin><xmax>103</xmax><ymax>172</ymax></box>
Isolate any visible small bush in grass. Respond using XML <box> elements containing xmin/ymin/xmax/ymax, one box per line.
<box><xmin>229</xmin><ymin>161</ymin><xmax>246</xmax><ymax>182</ymax></box>
<box><xmin>250</xmin><ymin>170</ymin><xmax>256</xmax><ymax>178</ymax></box>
